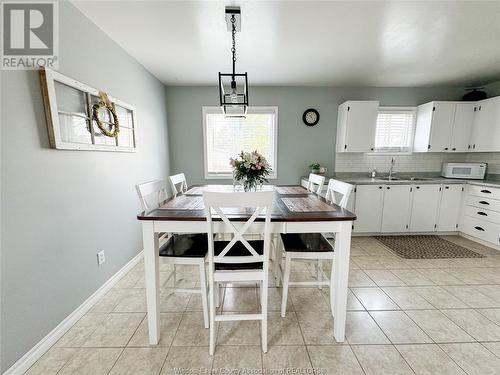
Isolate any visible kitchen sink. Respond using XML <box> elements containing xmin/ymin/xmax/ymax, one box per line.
<box><xmin>377</xmin><ymin>177</ymin><xmax>402</xmax><ymax>181</ymax></box>
<box><xmin>377</xmin><ymin>176</ymin><xmax>431</xmax><ymax>181</ymax></box>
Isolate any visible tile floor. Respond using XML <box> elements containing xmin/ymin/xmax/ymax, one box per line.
<box><xmin>25</xmin><ymin>235</ymin><xmax>500</xmax><ymax>374</ymax></box>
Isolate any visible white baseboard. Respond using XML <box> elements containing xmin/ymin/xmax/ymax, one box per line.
<box><xmin>459</xmin><ymin>233</ymin><xmax>500</xmax><ymax>251</ymax></box>
<box><xmin>3</xmin><ymin>250</ymin><xmax>144</xmax><ymax>375</ymax></box>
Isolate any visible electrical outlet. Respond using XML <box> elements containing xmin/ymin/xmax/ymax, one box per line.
<box><xmin>97</xmin><ymin>250</ymin><xmax>105</xmax><ymax>266</ymax></box>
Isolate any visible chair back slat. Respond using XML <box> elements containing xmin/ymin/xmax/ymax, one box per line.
<box><xmin>169</xmin><ymin>173</ymin><xmax>188</xmax><ymax>195</ymax></box>
<box><xmin>203</xmin><ymin>191</ymin><xmax>274</xmax><ymax>266</ymax></box>
<box><xmin>307</xmin><ymin>173</ymin><xmax>325</xmax><ymax>194</ymax></box>
<box><xmin>136</xmin><ymin>179</ymin><xmax>168</xmax><ymax>210</ymax></box>
<box><xmin>325</xmin><ymin>179</ymin><xmax>354</xmax><ymax>208</ymax></box>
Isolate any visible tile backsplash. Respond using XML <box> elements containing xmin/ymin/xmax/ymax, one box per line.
<box><xmin>335</xmin><ymin>153</ymin><xmax>467</xmax><ymax>174</ymax></box>
<box><xmin>466</xmin><ymin>153</ymin><xmax>500</xmax><ymax>175</ymax></box>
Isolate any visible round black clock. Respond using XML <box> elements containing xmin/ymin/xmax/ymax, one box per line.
<box><xmin>302</xmin><ymin>108</ymin><xmax>320</xmax><ymax>126</ymax></box>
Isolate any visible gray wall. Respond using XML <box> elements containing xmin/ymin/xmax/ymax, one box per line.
<box><xmin>0</xmin><ymin>3</ymin><xmax>170</xmax><ymax>371</ymax></box>
<box><xmin>166</xmin><ymin>86</ymin><xmax>469</xmax><ymax>184</ymax></box>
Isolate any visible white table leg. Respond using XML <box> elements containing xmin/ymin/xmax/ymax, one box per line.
<box><xmin>333</xmin><ymin>221</ymin><xmax>352</xmax><ymax>342</ymax></box>
<box><xmin>142</xmin><ymin>221</ymin><xmax>160</xmax><ymax>345</ymax></box>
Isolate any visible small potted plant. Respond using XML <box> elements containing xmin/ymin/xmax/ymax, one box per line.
<box><xmin>230</xmin><ymin>150</ymin><xmax>271</xmax><ymax>191</ymax></box>
<box><xmin>309</xmin><ymin>163</ymin><xmax>321</xmax><ymax>174</ymax></box>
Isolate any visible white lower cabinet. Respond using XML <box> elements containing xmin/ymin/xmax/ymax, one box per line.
<box><xmin>381</xmin><ymin>185</ymin><xmax>412</xmax><ymax>233</ymax></box>
<box><xmin>410</xmin><ymin>184</ymin><xmax>441</xmax><ymax>232</ymax></box>
<box><xmin>438</xmin><ymin>184</ymin><xmax>465</xmax><ymax>231</ymax></box>
<box><xmin>353</xmin><ymin>185</ymin><xmax>384</xmax><ymax>233</ymax></box>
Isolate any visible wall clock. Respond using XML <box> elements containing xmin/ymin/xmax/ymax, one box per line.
<box><xmin>303</xmin><ymin>108</ymin><xmax>320</xmax><ymax>126</ymax></box>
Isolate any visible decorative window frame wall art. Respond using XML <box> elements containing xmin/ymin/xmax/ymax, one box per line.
<box><xmin>39</xmin><ymin>69</ymin><xmax>137</xmax><ymax>152</ymax></box>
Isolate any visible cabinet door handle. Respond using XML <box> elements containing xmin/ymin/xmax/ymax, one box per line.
<box><xmin>477</xmin><ymin>211</ymin><xmax>488</xmax><ymax>216</ymax></box>
<box><xmin>445</xmin><ymin>186</ymin><xmax>450</xmax><ymax>189</ymax></box>
<box><xmin>387</xmin><ymin>186</ymin><xmax>391</xmax><ymax>190</ymax></box>
<box><xmin>474</xmin><ymin>226</ymin><xmax>485</xmax><ymax>231</ymax></box>
<box><xmin>479</xmin><ymin>201</ymin><xmax>490</xmax><ymax>205</ymax></box>
<box><xmin>378</xmin><ymin>186</ymin><xmax>383</xmax><ymax>189</ymax></box>
<box><xmin>480</xmin><ymin>190</ymin><xmax>492</xmax><ymax>194</ymax></box>
<box><xmin>452</xmin><ymin>148</ymin><xmax>456</xmax><ymax>151</ymax></box>
<box><xmin>416</xmin><ymin>186</ymin><xmax>420</xmax><ymax>189</ymax></box>
<box><xmin>444</xmin><ymin>147</ymin><xmax>448</xmax><ymax>151</ymax></box>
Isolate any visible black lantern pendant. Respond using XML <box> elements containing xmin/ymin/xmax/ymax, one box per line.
<box><xmin>219</xmin><ymin>7</ymin><xmax>248</xmax><ymax>117</ymax></box>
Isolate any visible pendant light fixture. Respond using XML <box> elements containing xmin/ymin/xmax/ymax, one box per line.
<box><xmin>218</xmin><ymin>7</ymin><xmax>248</xmax><ymax>117</ymax></box>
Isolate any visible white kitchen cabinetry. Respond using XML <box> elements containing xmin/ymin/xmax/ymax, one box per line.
<box><xmin>353</xmin><ymin>185</ymin><xmax>384</xmax><ymax>233</ymax></box>
<box><xmin>410</xmin><ymin>184</ymin><xmax>442</xmax><ymax>232</ymax></box>
<box><xmin>470</xmin><ymin>96</ymin><xmax>500</xmax><ymax>152</ymax></box>
<box><xmin>381</xmin><ymin>185</ymin><xmax>411</xmax><ymax>233</ymax></box>
<box><xmin>414</xmin><ymin>101</ymin><xmax>475</xmax><ymax>152</ymax></box>
<box><xmin>336</xmin><ymin>101</ymin><xmax>379</xmax><ymax>153</ymax></box>
<box><xmin>437</xmin><ymin>184</ymin><xmax>465</xmax><ymax>231</ymax></box>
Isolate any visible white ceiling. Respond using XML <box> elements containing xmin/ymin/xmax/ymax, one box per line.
<box><xmin>72</xmin><ymin>0</ymin><xmax>500</xmax><ymax>87</ymax></box>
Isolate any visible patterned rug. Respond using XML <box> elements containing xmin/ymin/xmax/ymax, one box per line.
<box><xmin>374</xmin><ymin>235</ymin><xmax>485</xmax><ymax>259</ymax></box>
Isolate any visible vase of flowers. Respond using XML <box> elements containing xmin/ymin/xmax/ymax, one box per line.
<box><xmin>230</xmin><ymin>150</ymin><xmax>271</xmax><ymax>192</ymax></box>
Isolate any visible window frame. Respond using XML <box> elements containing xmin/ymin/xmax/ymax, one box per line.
<box><xmin>369</xmin><ymin>106</ymin><xmax>417</xmax><ymax>155</ymax></box>
<box><xmin>202</xmin><ymin>106</ymin><xmax>279</xmax><ymax>179</ymax></box>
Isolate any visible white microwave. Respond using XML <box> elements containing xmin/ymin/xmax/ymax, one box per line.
<box><xmin>441</xmin><ymin>162</ymin><xmax>487</xmax><ymax>180</ymax></box>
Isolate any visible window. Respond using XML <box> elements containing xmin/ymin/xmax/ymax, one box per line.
<box><xmin>203</xmin><ymin>106</ymin><xmax>278</xmax><ymax>179</ymax></box>
<box><xmin>374</xmin><ymin>108</ymin><xmax>415</xmax><ymax>153</ymax></box>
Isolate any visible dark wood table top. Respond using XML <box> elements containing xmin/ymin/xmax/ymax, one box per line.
<box><xmin>137</xmin><ymin>185</ymin><xmax>356</xmax><ymax>222</ymax></box>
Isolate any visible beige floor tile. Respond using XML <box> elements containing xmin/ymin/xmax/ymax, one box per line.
<box><xmin>289</xmin><ymin>288</ymin><xmax>330</xmax><ymax>311</ymax></box>
<box><xmin>443</xmin><ymin>286</ymin><xmax>499</xmax><ymax>308</ymax></box>
<box><xmin>379</xmin><ymin>257</ymin><xmax>413</xmax><ymax>270</ymax></box>
<box><xmin>350</xmin><ymin>256</ymin><xmax>387</xmax><ymax>270</ymax></box>
<box><xmin>440</xmin><ymin>343</ymin><xmax>500</xmax><ymax>375</ymax></box>
<box><xmin>346</xmin><ymin>289</ymin><xmax>365</xmax><ymax>311</ymax></box>
<box><xmin>475</xmin><ymin>285</ymin><xmax>500</xmax><ymax>304</ymax></box>
<box><xmin>295</xmin><ymin>310</ymin><xmax>342</xmax><ymax>345</ymax></box>
<box><xmin>442</xmin><ymin>309</ymin><xmax>500</xmax><ymax>341</ymax></box>
<box><xmin>351</xmin><ymin>287</ymin><xmax>399</xmax><ymax>310</ymax></box>
<box><xmin>262</xmin><ymin>346</ymin><xmax>311</xmax><ymax>371</ymax></box>
<box><xmin>406</xmin><ymin>310</ymin><xmax>474</xmax><ymax>343</ymax></box>
<box><xmin>128</xmin><ymin>313</ymin><xmax>183</xmax><ymax>347</ymax></box>
<box><xmin>482</xmin><ymin>342</ymin><xmax>500</xmax><ymax>358</ymax></box>
<box><xmin>396</xmin><ymin>344</ymin><xmax>466</xmax><ymax>375</ymax></box>
<box><xmin>217</xmin><ymin>319</ymin><xmax>260</xmax><ymax>345</ymax></box>
<box><xmin>58</xmin><ymin>348</ymin><xmax>122</xmax><ymax>375</ymax></box>
<box><xmin>412</xmin><ymin>286</ymin><xmax>468</xmax><ymax>309</ymax></box>
<box><xmin>186</xmin><ymin>292</ymin><xmax>211</xmax><ymax>312</ymax></box>
<box><xmin>471</xmin><ymin>268</ymin><xmax>500</xmax><ymax>284</ymax></box>
<box><xmin>222</xmin><ymin>287</ymin><xmax>258</xmax><ymax>312</ymax></box>
<box><xmin>345</xmin><ymin>311</ymin><xmax>389</xmax><ymax>344</ymax></box>
<box><xmin>172</xmin><ymin>312</ymin><xmax>210</xmax><ymax>346</ymax></box>
<box><xmin>352</xmin><ymin>344</ymin><xmax>414</xmax><ymax>375</ymax></box>
<box><xmin>477</xmin><ymin>308</ymin><xmax>500</xmax><ymax>325</ymax></box>
<box><xmin>82</xmin><ymin>313</ymin><xmax>144</xmax><ymax>347</ymax></box>
<box><xmin>381</xmin><ymin>287</ymin><xmax>435</xmax><ymax>310</ymax></box>
<box><xmin>416</xmin><ymin>269</ymin><xmax>464</xmax><ymax>285</ymax></box>
<box><xmin>115</xmin><ymin>271</ymin><xmax>143</xmax><ymax>289</ymax></box>
<box><xmin>451</xmin><ymin>268</ymin><xmax>493</xmax><ymax>285</ymax></box>
<box><xmin>390</xmin><ymin>269</ymin><xmax>435</xmax><ymax>286</ymax></box>
<box><xmin>161</xmin><ymin>346</ymin><xmax>213</xmax><ymax>375</ymax></box>
<box><xmin>55</xmin><ymin>313</ymin><xmax>107</xmax><ymax>347</ymax></box>
<box><xmin>308</xmin><ymin>345</ymin><xmax>364</xmax><ymax>375</ymax></box>
<box><xmin>364</xmin><ymin>270</ymin><xmax>406</xmax><ymax>286</ymax></box>
<box><xmin>212</xmin><ymin>345</ymin><xmax>262</xmax><ymax>372</ymax></box>
<box><xmin>109</xmin><ymin>347</ymin><xmax>169</xmax><ymax>375</ymax></box>
<box><xmin>113</xmin><ymin>289</ymin><xmax>147</xmax><ymax>312</ymax></box>
<box><xmin>267</xmin><ymin>312</ymin><xmax>304</xmax><ymax>346</ymax></box>
<box><xmin>370</xmin><ymin>311</ymin><xmax>432</xmax><ymax>344</ymax></box>
<box><xmin>24</xmin><ymin>348</ymin><xmax>77</xmax><ymax>375</ymax></box>
<box><xmin>348</xmin><ymin>270</ymin><xmax>376</xmax><ymax>287</ymax></box>
<box><xmin>159</xmin><ymin>289</ymin><xmax>190</xmax><ymax>312</ymax></box>
<box><xmin>268</xmin><ymin>287</ymin><xmax>294</xmax><ymax>312</ymax></box>
<box><xmin>89</xmin><ymin>289</ymin><xmax>127</xmax><ymax>313</ymax></box>
<box><xmin>401</xmin><ymin>259</ymin><xmax>436</xmax><ymax>269</ymax></box>
<box><xmin>163</xmin><ymin>271</ymin><xmax>199</xmax><ymax>289</ymax></box>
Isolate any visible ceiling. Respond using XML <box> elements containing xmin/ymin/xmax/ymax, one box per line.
<box><xmin>72</xmin><ymin>1</ymin><xmax>500</xmax><ymax>87</ymax></box>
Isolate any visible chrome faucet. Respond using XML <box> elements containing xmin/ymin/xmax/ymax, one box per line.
<box><xmin>388</xmin><ymin>157</ymin><xmax>396</xmax><ymax>179</ymax></box>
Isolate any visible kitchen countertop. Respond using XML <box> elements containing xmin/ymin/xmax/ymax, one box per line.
<box><xmin>301</xmin><ymin>174</ymin><xmax>500</xmax><ymax>187</ymax></box>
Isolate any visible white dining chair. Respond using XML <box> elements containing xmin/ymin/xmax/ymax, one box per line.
<box><xmin>169</xmin><ymin>173</ymin><xmax>188</xmax><ymax>195</ymax></box>
<box><xmin>306</xmin><ymin>173</ymin><xmax>326</xmax><ymax>194</ymax></box>
<box><xmin>276</xmin><ymin>178</ymin><xmax>354</xmax><ymax>318</ymax></box>
<box><xmin>203</xmin><ymin>191</ymin><xmax>274</xmax><ymax>355</ymax></box>
<box><xmin>136</xmin><ymin>179</ymin><xmax>209</xmax><ymax>328</ymax></box>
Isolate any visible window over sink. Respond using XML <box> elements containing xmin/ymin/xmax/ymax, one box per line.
<box><xmin>203</xmin><ymin>106</ymin><xmax>278</xmax><ymax>179</ymax></box>
<box><xmin>373</xmin><ymin>107</ymin><xmax>416</xmax><ymax>153</ymax></box>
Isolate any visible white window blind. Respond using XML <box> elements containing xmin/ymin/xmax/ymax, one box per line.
<box><xmin>203</xmin><ymin>107</ymin><xmax>278</xmax><ymax>178</ymax></box>
<box><xmin>374</xmin><ymin>109</ymin><xmax>415</xmax><ymax>153</ymax></box>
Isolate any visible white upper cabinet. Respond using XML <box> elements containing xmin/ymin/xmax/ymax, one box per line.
<box><xmin>409</xmin><ymin>184</ymin><xmax>441</xmax><ymax>232</ymax></box>
<box><xmin>336</xmin><ymin>101</ymin><xmax>379</xmax><ymax>153</ymax></box>
<box><xmin>414</xmin><ymin>101</ymin><xmax>474</xmax><ymax>152</ymax></box>
<box><xmin>470</xmin><ymin>96</ymin><xmax>500</xmax><ymax>152</ymax></box>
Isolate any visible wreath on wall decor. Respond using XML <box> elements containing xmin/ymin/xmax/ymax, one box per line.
<box><xmin>92</xmin><ymin>91</ymin><xmax>120</xmax><ymax>137</ymax></box>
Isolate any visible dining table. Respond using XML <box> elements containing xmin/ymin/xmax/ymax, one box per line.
<box><xmin>137</xmin><ymin>184</ymin><xmax>356</xmax><ymax>344</ymax></box>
